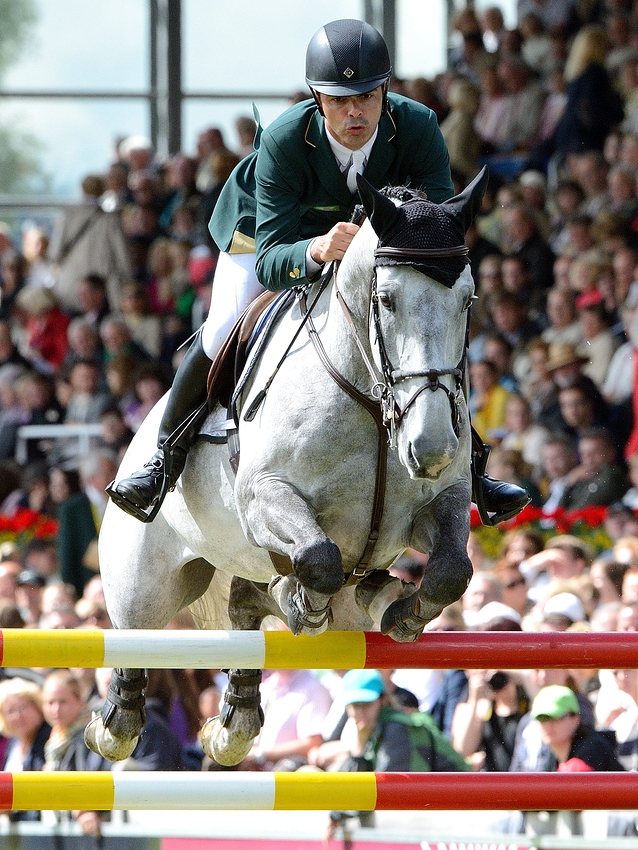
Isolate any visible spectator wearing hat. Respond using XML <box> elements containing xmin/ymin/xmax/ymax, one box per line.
<box><xmin>324</xmin><ymin>669</ymin><xmax>469</xmax><ymax>775</ymax></box>
<box><xmin>541</xmin><ymin>591</ymin><xmax>588</xmax><ymax>630</ymax></box>
<box><xmin>325</xmin><ymin>668</ymin><xmax>469</xmax><ymax>841</ymax></box>
<box><xmin>15</xmin><ymin>568</ymin><xmax>46</xmax><ymax>628</ymax></box>
<box><xmin>560</xmin><ymin>427</ymin><xmax>629</xmax><ymax>509</ymax></box>
<box><xmin>531</xmin><ymin>685</ymin><xmax>623</xmax><ymax>771</ymax></box>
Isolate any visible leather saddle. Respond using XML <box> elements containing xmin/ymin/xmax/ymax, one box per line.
<box><xmin>205</xmin><ymin>290</ymin><xmax>281</xmax><ymax>411</ymax></box>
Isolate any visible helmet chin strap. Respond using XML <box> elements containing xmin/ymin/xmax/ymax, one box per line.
<box><xmin>311</xmin><ymin>88</ymin><xmax>325</xmax><ymax>116</ymax></box>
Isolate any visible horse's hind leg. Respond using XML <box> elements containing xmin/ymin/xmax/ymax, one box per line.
<box><xmin>201</xmin><ymin>576</ymin><xmax>276</xmax><ymax>766</ymax></box>
<box><xmin>84</xmin><ymin>667</ymin><xmax>148</xmax><ymax>761</ymax></box>
<box><xmin>85</xmin><ymin>547</ymin><xmax>215</xmax><ymax>760</ymax></box>
<box><xmin>380</xmin><ymin>481</ymin><xmax>473</xmax><ymax>642</ymax></box>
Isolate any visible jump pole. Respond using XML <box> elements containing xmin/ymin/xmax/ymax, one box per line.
<box><xmin>2</xmin><ymin>629</ymin><xmax>638</xmax><ymax>670</ymax></box>
<box><xmin>1</xmin><ymin>772</ymin><xmax>636</xmax><ymax>811</ymax></box>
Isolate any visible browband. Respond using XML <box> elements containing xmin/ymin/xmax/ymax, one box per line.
<box><xmin>374</xmin><ymin>245</ymin><xmax>469</xmax><ymax>260</ymax></box>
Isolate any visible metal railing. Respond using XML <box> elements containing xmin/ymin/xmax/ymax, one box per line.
<box><xmin>15</xmin><ymin>424</ymin><xmax>103</xmax><ymax>466</ymax></box>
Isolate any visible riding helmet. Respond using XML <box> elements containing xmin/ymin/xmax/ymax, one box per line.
<box><xmin>305</xmin><ymin>19</ymin><xmax>392</xmax><ymax>97</ymax></box>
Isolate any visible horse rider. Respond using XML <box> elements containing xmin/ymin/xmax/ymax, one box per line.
<box><xmin>108</xmin><ymin>18</ymin><xmax>530</xmax><ymax>526</ymax></box>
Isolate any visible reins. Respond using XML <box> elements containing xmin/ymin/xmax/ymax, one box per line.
<box><xmin>299</xmin><ymin>280</ymin><xmax>388</xmax><ymax>583</ymax></box>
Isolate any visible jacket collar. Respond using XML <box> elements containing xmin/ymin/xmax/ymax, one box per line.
<box><xmin>305</xmin><ymin>108</ymin><xmax>397</xmax><ymax>204</ymax></box>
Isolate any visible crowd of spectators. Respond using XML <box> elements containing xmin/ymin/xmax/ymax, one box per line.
<box><xmin>3</xmin><ymin>0</ymin><xmax>638</xmax><ymax>841</ymax></box>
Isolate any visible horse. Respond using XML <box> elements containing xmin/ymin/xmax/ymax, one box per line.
<box><xmin>85</xmin><ymin>168</ymin><xmax>487</xmax><ymax>768</ymax></box>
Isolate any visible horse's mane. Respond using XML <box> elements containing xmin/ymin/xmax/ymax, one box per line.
<box><xmin>380</xmin><ymin>185</ymin><xmax>429</xmax><ymax>203</ymax></box>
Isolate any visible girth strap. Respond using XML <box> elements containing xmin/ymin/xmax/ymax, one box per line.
<box><xmin>300</xmin><ymin>291</ymin><xmax>387</xmax><ymax>583</ymax></box>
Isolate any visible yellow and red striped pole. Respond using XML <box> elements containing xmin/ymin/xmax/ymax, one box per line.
<box><xmin>0</xmin><ymin>629</ymin><xmax>637</xmax><ymax>669</ymax></box>
<box><xmin>0</xmin><ymin>772</ymin><xmax>637</xmax><ymax>811</ymax></box>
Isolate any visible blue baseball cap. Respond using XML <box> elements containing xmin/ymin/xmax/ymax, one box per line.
<box><xmin>342</xmin><ymin>669</ymin><xmax>385</xmax><ymax>705</ymax></box>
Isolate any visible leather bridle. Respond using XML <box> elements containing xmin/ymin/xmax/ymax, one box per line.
<box><xmin>370</xmin><ymin>243</ymin><xmax>470</xmax><ymax>449</ymax></box>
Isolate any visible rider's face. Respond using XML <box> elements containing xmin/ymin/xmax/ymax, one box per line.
<box><xmin>319</xmin><ymin>87</ymin><xmax>384</xmax><ymax>150</ymax></box>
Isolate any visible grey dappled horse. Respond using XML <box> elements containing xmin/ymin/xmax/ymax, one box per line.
<box><xmin>86</xmin><ymin>169</ymin><xmax>487</xmax><ymax>767</ymax></box>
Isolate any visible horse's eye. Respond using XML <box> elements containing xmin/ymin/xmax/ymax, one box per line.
<box><xmin>378</xmin><ymin>292</ymin><xmax>393</xmax><ymax>309</ymax></box>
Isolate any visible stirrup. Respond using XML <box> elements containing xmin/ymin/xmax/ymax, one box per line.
<box><xmin>106</xmin><ymin>450</ymin><xmax>176</xmax><ymax>524</ymax></box>
<box><xmin>471</xmin><ymin>441</ymin><xmax>495</xmax><ymax>526</ymax></box>
<box><xmin>471</xmin><ymin>441</ymin><xmax>530</xmax><ymax>526</ymax></box>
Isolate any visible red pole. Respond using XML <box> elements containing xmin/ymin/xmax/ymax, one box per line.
<box><xmin>375</xmin><ymin>773</ymin><xmax>638</xmax><ymax>810</ymax></box>
<box><xmin>364</xmin><ymin>631</ymin><xmax>638</xmax><ymax>669</ymax></box>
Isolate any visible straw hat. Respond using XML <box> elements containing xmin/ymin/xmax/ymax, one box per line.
<box><xmin>545</xmin><ymin>342</ymin><xmax>589</xmax><ymax>373</ymax></box>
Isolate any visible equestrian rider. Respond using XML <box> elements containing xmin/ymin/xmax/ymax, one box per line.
<box><xmin>109</xmin><ymin>18</ymin><xmax>530</xmax><ymax>526</ymax></box>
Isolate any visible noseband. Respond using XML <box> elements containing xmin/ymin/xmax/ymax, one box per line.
<box><xmin>370</xmin><ymin>243</ymin><xmax>470</xmax><ymax>448</ymax></box>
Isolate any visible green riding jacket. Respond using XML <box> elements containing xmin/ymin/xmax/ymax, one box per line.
<box><xmin>209</xmin><ymin>93</ymin><xmax>453</xmax><ymax>292</ymax></box>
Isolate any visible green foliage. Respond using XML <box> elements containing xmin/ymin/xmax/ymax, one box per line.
<box><xmin>0</xmin><ymin>0</ymin><xmax>37</xmax><ymax>79</ymax></box>
<box><xmin>0</xmin><ymin>122</ymin><xmax>50</xmax><ymax>194</ymax></box>
<box><xmin>0</xmin><ymin>0</ymin><xmax>48</xmax><ymax>196</ymax></box>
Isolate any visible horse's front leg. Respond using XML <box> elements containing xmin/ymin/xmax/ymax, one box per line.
<box><xmin>380</xmin><ymin>481</ymin><xmax>473</xmax><ymax>642</ymax></box>
<box><xmin>237</xmin><ymin>475</ymin><xmax>343</xmax><ymax>635</ymax></box>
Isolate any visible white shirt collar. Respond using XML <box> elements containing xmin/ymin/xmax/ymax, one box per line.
<box><xmin>325</xmin><ymin>125</ymin><xmax>378</xmax><ymax>172</ymax></box>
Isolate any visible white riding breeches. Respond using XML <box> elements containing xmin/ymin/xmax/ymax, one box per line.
<box><xmin>201</xmin><ymin>251</ymin><xmax>264</xmax><ymax>360</ymax></box>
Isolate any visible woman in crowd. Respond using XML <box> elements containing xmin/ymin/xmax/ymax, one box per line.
<box><xmin>41</xmin><ymin>669</ymin><xmax>111</xmax><ymax>836</ymax></box>
<box><xmin>0</xmin><ymin>677</ymin><xmax>50</xmax><ymax>821</ymax></box>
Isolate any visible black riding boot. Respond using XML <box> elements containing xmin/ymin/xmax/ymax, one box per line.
<box><xmin>471</xmin><ymin>428</ymin><xmax>531</xmax><ymax>526</ymax></box>
<box><xmin>107</xmin><ymin>334</ymin><xmax>212</xmax><ymax>522</ymax></box>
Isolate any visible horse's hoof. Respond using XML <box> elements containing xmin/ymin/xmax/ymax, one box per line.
<box><xmin>380</xmin><ymin>595</ymin><xmax>427</xmax><ymax>643</ymax></box>
<box><xmin>200</xmin><ymin>715</ymin><xmax>255</xmax><ymax>767</ymax></box>
<box><xmin>355</xmin><ymin>570</ymin><xmax>415</xmax><ymax>627</ymax></box>
<box><xmin>84</xmin><ymin>715</ymin><xmax>139</xmax><ymax>761</ymax></box>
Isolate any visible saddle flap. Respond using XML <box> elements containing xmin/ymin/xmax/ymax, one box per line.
<box><xmin>206</xmin><ymin>290</ymin><xmax>280</xmax><ymax>409</ymax></box>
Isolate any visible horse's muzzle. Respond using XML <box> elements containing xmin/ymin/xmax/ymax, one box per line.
<box><xmin>403</xmin><ymin>440</ymin><xmax>455</xmax><ymax>480</ymax></box>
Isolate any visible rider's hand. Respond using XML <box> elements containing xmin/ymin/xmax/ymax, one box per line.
<box><xmin>310</xmin><ymin>222</ymin><xmax>360</xmax><ymax>263</ymax></box>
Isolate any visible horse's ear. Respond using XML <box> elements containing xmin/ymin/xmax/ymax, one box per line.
<box><xmin>440</xmin><ymin>166</ymin><xmax>489</xmax><ymax>234</ymax></box>
<box><xmin>356</xmin><ymin>174</ymin><xmax>402</xmax><ymax>240</ymax></box>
